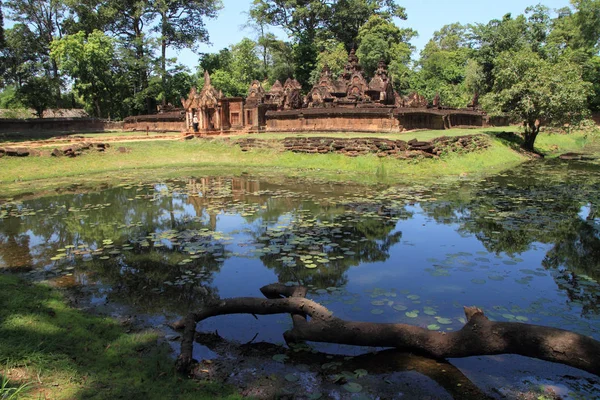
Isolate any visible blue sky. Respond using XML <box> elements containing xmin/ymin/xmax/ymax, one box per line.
<box><xmin>172</xmin><ymin>0</ymin><xmax>572</xmax><ymax>70</ymax></box>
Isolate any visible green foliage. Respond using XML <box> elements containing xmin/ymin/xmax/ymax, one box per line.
<box><xmin>482</xmin><ymin>49</ymin><xmax>592</xmax><ymax>150</ymax></box>
<box><xmin>202</xmin><ymin>38</ymin><xmax>262</xmax><ymax>97</ymax></box>
<box><xmin>309</xmin><ymin>39</ymin><xmax>348</xmax><ymax>85</ymax></box>
<box><xmin>0</xmin><ymin>0</ymin><xmax>5</xmax><ymax>49</ymax></box>
<box><xmin>0</xmin><ymin>24</ymin><xmax>46</xmax><ymax>87</ymax></box>
<box><xmin>293</xmin><ymin>30</ymin><xmax>318</xmax><ymax>90</ymax></box>
<box><xmin>356</xmin><ymin>15</ymin><xmax>416</xmax><ymax>92</ymax></box>
<box><xmin>51</xmin><ymin>30</ymin><xmax>122</xmax><ymax>118</ymax></box>
<box><xmin>411</xmin><ymin>23</ymin><xmax>472</xmax><ymax>107</ymax></box>
<box><xmin>16</xmin><ymin>76</ymin><xmax>58</xmax><ymax>118</ymax></box>
<box><xmin>328</xmin><ymin>0</ymin><xmax>406</xmax><ymax>50</ymax></box>
<box><xmin>0</xmin><ymin>86</ymin><xmax>23</xmax><ymax>109</ymax></box>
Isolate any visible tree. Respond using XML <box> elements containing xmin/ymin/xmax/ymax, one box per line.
<box><xmin>16</xmin><ymin>76</ymin><xmax>57</xmax><ymax>117</ymax></box>
<box><xmin>175</xmin><ymin>282</ymin><xmax>600</xmax><ymax>379</ymax></box>
<box><xmin>151</xmin><ymin>0</ymin><xmax>222</xmax><ymax>105</ymax></box>
<box><xmin>0</xmin><ymin>0</ymin><xmax>5</xmax><ymax>49</ymax></box>
<box><xmin>51</xmin><ymin>30</ymin><xmax>122</xmax><ymax>118</ymax></box>
<box><xmin>356</xmin><ymin>15</ymin><xmax>416</xmax><ymax>92</ymax></box>
<box><xmin>412</xmin><ymin>23</ymin><xmax>472</xmax><ymax>107</ymax></box>
<box><xmin>5</xmin><ymin>0</ymin><xmax>67</xmax><ymax>85</ymax></box>
<box><xmin>328</xmin><ymin>0</ymin><xmax>406</xmax><ymax>50</ymax></box>
<box><xmin>308</xmin><ymin>39</ymin><xmax>348</xmax><ymax>85</ymax></box>
<box><xmin>207</xmin><ymin>38</ymin><xmax>262</xmax><ymax>97</ymax></box>
<box><xmin>0</xmin><ymin>24</ymin><xmax>46</xmax><ymax>87</ymax></box>
<box><xmin>269</xmin><ymin>39</ymin><xmax>295</xmax><ymax>83</ymax></box>
<box><xmin>482</xmin><ymin>49</ymin><xmax>591</xmax><ymax>151</ymax></box>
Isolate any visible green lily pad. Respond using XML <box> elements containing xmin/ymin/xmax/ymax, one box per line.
<box><xmin>354</xmin><ymin>369</ymin><xmax>368</xmax><ymax>378</ymax></box>
<box><xmin>343</xmin><ymin>382</ymin><xmax>363</xmax><ymax>393</ymax></box>
<box><xmin>405</xmin><ymin>311</ymin><xmax>419</xmax><ymax>318</ymax></box>
<box><xmin>284</xmin><ymin>374</ymin><xmax>299</xmax><ymax>382</ymax></box>
<box><xmin>371</xmin><ymin>309</ymin><xmax>384</xmax><ymax>315</ymax></box>
<box><xmin>272</xmin><ymin>354</ymin><xmax>288</xmax><ymax>362</ymax></box>
<box><xmin>427</xmin><ymin>324</ymin><xmax>441</xmax><ymax>331</ymax></box>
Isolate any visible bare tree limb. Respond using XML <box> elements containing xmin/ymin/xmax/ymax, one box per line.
<box><xmin>176</xmin><ymin>283</ymin><xmax>600</xmax><ymax>378</ymax></box>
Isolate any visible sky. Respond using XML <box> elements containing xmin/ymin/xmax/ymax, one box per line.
<box><xmin>171</xmin><ymin>0</ymin><xmax>573</xmax><ymax>71</ymax></box>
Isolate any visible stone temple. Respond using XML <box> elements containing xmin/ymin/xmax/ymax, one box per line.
<box><xmin>177</xmin><ymin>50</ymin><xmax>506</xmax><ymax>134</ymax></box>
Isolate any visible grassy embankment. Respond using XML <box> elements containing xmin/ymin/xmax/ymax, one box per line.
<box><xmin>0</xmin><ymin>274</ymin><xmax>241</xmax><ymax>400</ymax></box>
<box><xmin>0</xmin><ymin>127</ymin><xmax>596</xmax><ymax>198</ymax></box>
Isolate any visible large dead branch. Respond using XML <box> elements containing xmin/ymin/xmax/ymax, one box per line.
<box><xmin>175</xmin><ymin>283</ymin><xmax>600</xmax><ymax>378</ymax></box>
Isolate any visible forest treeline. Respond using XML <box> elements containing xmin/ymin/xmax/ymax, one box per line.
<box><xmin>0</xmin><ymin>0</ymin><xmax>598</xmax><ymax>121</ymax></box>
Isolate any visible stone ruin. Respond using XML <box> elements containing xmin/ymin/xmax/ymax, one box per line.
<box><xmin>179</xmin><ymin>50</ymin><xmax>504</xmax><ymax>134</ymax></box>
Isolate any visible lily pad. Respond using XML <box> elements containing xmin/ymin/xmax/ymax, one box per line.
<box><xmin>272</xmin><ymin>354</ymin><xmax>288</xmax><ymax>363</ymax></box>
<box><xmin>343</xmin><ymin>382</ymin><xmax>363</xmax><ymax>393</ymax></box>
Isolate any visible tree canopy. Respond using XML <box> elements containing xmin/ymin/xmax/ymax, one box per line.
<box><xmin>482</xmin><ymin>49</ymin><xmax>591</xmax><ymax>150</ymax></box>
<box><xmin>0</xmin><ymin>0</ymin><xmax>598</xmax><ymax>129</ymax></box>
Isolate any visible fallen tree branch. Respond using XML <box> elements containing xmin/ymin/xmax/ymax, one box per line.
<box><xmin>193</xmin><ymin>331</ymin><xmax>493</xmax><ymax>399</ymax></box>
<box><xmin>176</xmin><ymin>283</ymin><xmax>600</xmax><ymax>378</ymax></box>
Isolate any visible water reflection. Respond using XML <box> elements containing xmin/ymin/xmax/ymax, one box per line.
<box><xmin>1</xmin><ymin>162</ymin><xmax>600</xmax><ymax>342</ymax></box>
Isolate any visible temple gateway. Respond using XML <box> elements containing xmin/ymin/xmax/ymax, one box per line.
<box><xmin>181</xmin><ymin>50</ymin><xmax>506</xmax><ymax>134</ymax></box>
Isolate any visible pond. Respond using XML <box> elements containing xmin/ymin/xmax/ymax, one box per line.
<box><xmin>1</xmin><ymin>160</ymin><xmax>600</xmax><ymax>398</ymax></box>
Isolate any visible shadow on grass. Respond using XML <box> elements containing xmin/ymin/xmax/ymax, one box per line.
<box><xmin>0</xmin><ymin>274</ymin><xmax>241</xmax><ymax>400</ymax></box>
<box><xmin>485</xmin><ymin>130</ymin><xmax>525</xmax><ymax>150</ymax></box>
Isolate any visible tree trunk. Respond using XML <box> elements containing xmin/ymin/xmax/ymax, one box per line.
<box><xmin>522</xmin><ymin>120</ymin><xmax>540</xmax><ymax>151</ymax></box>
<box><xmin>161</xmin><ymin>10</ymin><xmax>167</xmax><ymax>107</ymax></box>
<box><xmin>175</xmin><ymin>283</ymin><xmax>600</xmax><ymax>378</ymax></box>
<box><xmin>133</xmin><ymin>19</ymin><xmax>152</xmax><ymax>115</ymax></box>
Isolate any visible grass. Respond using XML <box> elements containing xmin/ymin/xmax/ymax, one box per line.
<box><xmin>0</xmin><ymin>273</ymin><xmax>242</xmax><ymax>400</ymax></box>
<box><xmin>0</xmin><ymin>127</ymin><xmax>595</xmax><ymax>198</ymax></box>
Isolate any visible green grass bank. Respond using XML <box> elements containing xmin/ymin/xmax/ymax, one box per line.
<box><xmin>0</xmin><ymin>128</ymin><xmax>596</xmax><ymax>198</ymax></box>
<box><xmin>0</xmin><ymin>274</ymin><xmax>241</xmax><ymax>400</ymax></box>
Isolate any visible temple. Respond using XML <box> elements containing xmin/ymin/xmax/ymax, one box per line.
<box><xmin>180</xmin><ymin>50</ymin><xmax>506</xmax><ymax>134</ymax></box>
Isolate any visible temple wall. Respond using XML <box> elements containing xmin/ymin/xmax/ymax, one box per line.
<box><xmin>397</xmin><ymin>112</ymin><xmax>446</xmax><ymax>130</ymax></box>
<box><xmin>266</xmin><ymin>108</ymin><xmax>401</xmax><ymax>132</ymax></box>
<box><xmin>0</xmin><ymin>118</ymin><xmax>109</xmax><ymax>133</ymax></box>
<box><xmin>122</xmin><ymin>113</ymin><xmax>185</xmax><ymax>132</ymax></box>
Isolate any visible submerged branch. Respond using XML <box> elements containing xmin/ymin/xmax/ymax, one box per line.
<box><xmin>175</xmin><ymin>283</ymin><xmax>600</xmax><ymax>378</ymax></box>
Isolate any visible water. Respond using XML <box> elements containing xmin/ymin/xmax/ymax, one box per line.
<box><xmin>1</xmin><ymin>160</ymin><xmax>600</xmax><ymax>396</ymax></box>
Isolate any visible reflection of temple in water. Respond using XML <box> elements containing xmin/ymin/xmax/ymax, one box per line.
<box><xmin>186</xmin><ymin>177</ymin><xmax>262</xmax><ymax>229</ymax></box>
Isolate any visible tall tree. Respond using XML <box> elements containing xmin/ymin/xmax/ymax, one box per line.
<box><xmin>309</xmin><ymin>38</ymin><xmax>348</xmax><ymax>85</ymax></box>
<box><xmin>482</xmin><ymin>49</ymin><xmax>591</xmax><ymax>151</ymax></box>
<box><xmin>208</xmin><ymin>38</ymin><xmax>262</xmax><ymax>97</ymax></box>
<box><xmin>412</xmin><ymin>23</ymin><xmax>472</xmax><ymax>107</ymax></box>
<box><xmin>0</xmin><ymin>24</ymin><xmax>46</xmax><ymax>87</ymax></box>
<box><xmin>51</xmin><ymin>30</ymin><xmax>123</xmax><ymax>118</ymax></box>
<box><xmin>356</xmin><ymin>15</ymin><xmax>417</xmax><ymax>92</ymax></box>
<box><xmin>329</xmin><ymin>0</ymin><xmax>406</xmax><ymax>50</ymax></box>
<box><xmin>16</xmin><ymin>76</ymin><xmax>58</xmax><ymax>117</ymax></box>
<box><xmin>151</xmin><ymin>0</ymin><xmax>222</xmax><ymax>105</ymax></box>
<box><xmin>5</xmin><ymin>0</ymin><xmax>67</xmax><ymax>83</ymax></box>
<box><xmin>0</xmin><ymin>0</ymin><xmax>5</xmax><ymax>49</ymax></box>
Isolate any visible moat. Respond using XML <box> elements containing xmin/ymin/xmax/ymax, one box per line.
<box><xmin>1</xmin><ymin>159</ymin><xmax>600</xmax><ymax>398</ymax></box>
